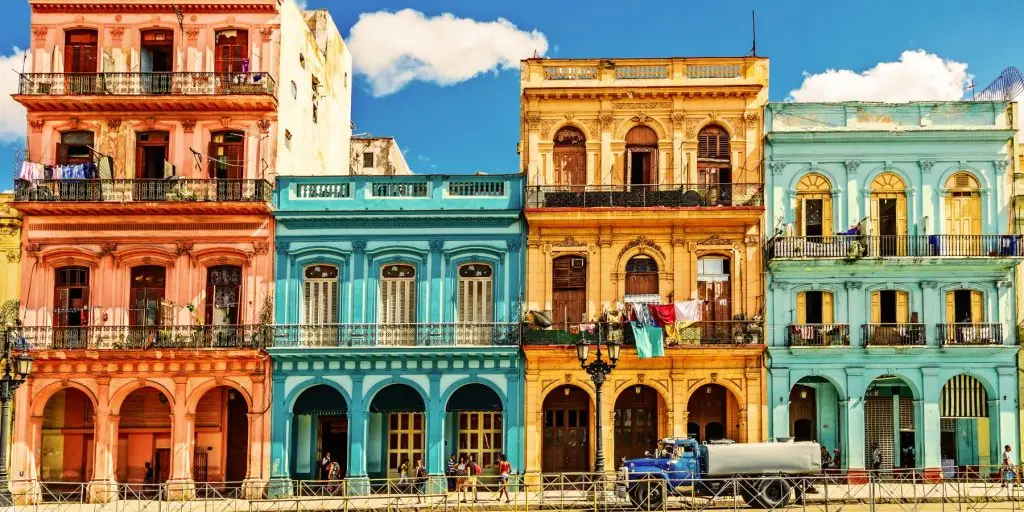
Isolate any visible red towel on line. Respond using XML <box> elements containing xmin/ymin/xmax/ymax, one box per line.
<box><xmin>647</xmin><ymin>304</ymin><xmax>676</xmax><ymax>327</ymax></box>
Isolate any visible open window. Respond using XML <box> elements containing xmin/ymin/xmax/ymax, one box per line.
<box><xmin>625</xmin><ymin>126</ymin><xmax>658</xmax><ymax>187</ymax></box>
<box><xmin>57</xmin><ymin>131</ymin><xmax>95</xmax><ymax>166</ymax></box>
<box><xmin>214</xmin><ymin>30</ymin><xmax>249</xmax><ymax>73</ymax></box>
<box><xmin>140</xmin><ymin>29</ymin><xmax>173</xmax><ymax>93</ymax></box>
<box><xmin>64</xmin><ymin>29</ymin><xmax>97</xmax><ymax>74</ymax></box>
<box><xmin>697</xmin><ymin>257</ymin><xmax>731</xmax><ymax>322</ymax></box>
<box><xmin>796</xmin><ymin>291</ymin><xmax>834</xmax><ymax>324</ymax></box>
<box><xmin>946</xmin><ymin>289</ymin><xmax>983</xmax><ymax>324</ymax></box>
<box><xmin>796</xmin><ymin>174</ymin><xmax>833</xmax><ymax>241</ymax></box>
<box><xmin>697</xmin><ymin>125</ymin><xmax>731</xmax><ymax>203</ymax></box>
<box><xmin>870</xmin><ymin>173</ymin><xmax>907</xmax><ymax>256</ymax></box>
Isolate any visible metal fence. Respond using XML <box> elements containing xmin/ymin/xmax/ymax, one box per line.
<box><xmin>15</xmin><ymin>179</ymin><xmax>272</xmax><ymax>203</ymax></box>
<box><xmin>768</xmin><ymin>235</ymin><xmax>1024</xmax><ymax>259</ymax></box>
<box><xmin>19</xmin><ymin>471</ymin><xmax>1024</xmax><ymax>511</ymax></box>
<box><xmin>18</xmin><ymin>72</ymin><xmax>277</xmax><ymax>97</ymax></box>
<box><xmin>13</xmin><ymin>325</ymin><xmax>270</xmax><ymax>350</ymax></box>
<box><xmin>270</xmin><ymin>323</ymin><xmax>521</xmax><ymax>348</ymax></box>
<box><xmin>525</xmin><ymin>184</ymin><xmax>763</xmax><ymax>208</ymax></box>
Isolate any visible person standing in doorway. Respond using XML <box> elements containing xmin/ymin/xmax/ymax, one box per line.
<box><xmin>871</xmin><ymin>443</ymin><xmax>882</xmax><ymax>471</ymax></box>
<box><xmin>321</xmin><ymin>452</ymin><xmax>332</xmax><ymax>480</ymax></box>
<box><xmin>144</xmin><ymin>462</ymin><xmax>154</xmax><ymax>484</ymax></box>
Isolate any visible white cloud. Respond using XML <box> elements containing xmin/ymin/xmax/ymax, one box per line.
<box><xmin>347</xmin><ymin>9</ymin><xmax>548</xmax><ymax>97</ymax></box>
<box><xmin>294</xmin><ymin>0</ymin><xmax>308</xmax><ymax>9</ymax></box>
<box><xmin>0</xmin><ymin>48</ymin><xmax>28</xmax><ymax>143</ymax></box>
<box><xmin>788</xmin><ymin>50</ymin><xmax>969</xmax><ymax>103</ymax></box>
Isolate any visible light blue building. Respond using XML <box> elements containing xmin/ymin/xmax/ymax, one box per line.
<box><xmin>268</xmin><ymin>174</ymin><xmax>524</xmax><ymax>491</ymax></box>
<box><xmin>764</xmin><ymin>101</ymin><xmax>1021</xmax><ymax>477</ymax></box>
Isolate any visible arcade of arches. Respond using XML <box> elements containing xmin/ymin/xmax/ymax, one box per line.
<box><xmin>772</xmin><ymin>371</ymin><xmax>1012</xmax><ymax>474</ymax></box>
<box><xmin>11</xmin><ymin>355</ymin><xmax>270</xmax><ymax>501</ymax></box>
<box><xmin>524</xmin><ymin>349</ymin><xmax>764</xmax><ymax>474</ymax></box>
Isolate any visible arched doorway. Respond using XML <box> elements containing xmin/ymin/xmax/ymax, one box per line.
<box><xmin>796</xmin><ymin>174</ymin><xmax>833</xmax><ymax>242</ymax></box>
<box><xmin>614</xmin><ymin>385</ymin><xmax>660</xmax><ymax>462</ymax></box>
<box><xmin>865</xmin><ymin>375</ymin><xmax>917</xmax><ymax>471</ymax></box>
<box><xmin>542</xmin><ymin>385</ymin><xmax>590</xmax><ymax>473</ymax></box>
<box><xmin>789</xmin><ymin>377</ymin><xmax>843</xmax><ymax>467</ymax></box>
<box><xmin>940</xmin><ymin>375</ymin><xmax>995</xmax><ymax>473</ymax></box>
<box><xmin>687</xmin><ymin>384</ymin><xmax>737</xmax><ymax>442</ymax></box>
<box><xmin>553</xmin><ymin>126</ymin><xmax>586</xmax><ymax>186</ymax></box>
<box><xmin>193</xmin><ymin>386</ymin><xmax>248</xmax><ymax>483</ymax></box>
<box><xmin>446</xmin><ymin>384</ymin><xmax>503</xmax><ymax>474</ymax></box>
<box><xmin>552</xmin><ymin>255</ymin><xmax>587</xmax><ymax>329</ymax></box>
<box><xmin>40</xmin><ymin>388</ymin><xmax>95</xmax><ymax>482</ymax></box>
<box><xmin>625</xmin><ymin>126</ymin><xmax>658</xmax><ymax>187</ymax></box>
<box><xmin>625</xmin><ymin>255</ymin><xmax>659</xmax><ymax>297</ymax></box>
<box><xmin>869</xmin><ymin>173</ymin><xmax>907</xmax><ymax>256</ymax></box>
<box><xmin>368</xmin><ymin>384</ymin><xmax>425</xmax><ymax>479</ymax></box>
<box><xmin>116</xmin><ymin>387</ymin><xmax>172</xmax><ymax>483</ymax></box>
<box><xmin>291</xmin><ymin>385</ymin><xmax>348</xmax><ymax>481</ymax></box>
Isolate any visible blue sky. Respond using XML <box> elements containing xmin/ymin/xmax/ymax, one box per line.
<box><xmin>1</xmin><ymin>0</ymin><xmax>1023</xmax><ymax>182</ymax></box>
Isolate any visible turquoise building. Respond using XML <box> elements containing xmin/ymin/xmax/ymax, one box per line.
<box><xmin>764</xmin><ymin>101</ymin><xmax>1021</xmax><ymax>476</ymax></box>
<box><xmin>269</xmin><ymin>174</ymin><xmax>524</xmax><ymax>491</ymax></box>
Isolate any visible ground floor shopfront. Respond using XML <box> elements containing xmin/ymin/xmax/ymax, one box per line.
<box><xmin>522</xmin><ymin>344</ymin><xmax>765</xmax><ymax>476</ymax></box>
<box><xmin>768</xmin><ymin>348</ymin><xmax>1019</xmax><ymax>478</ymax></box>
<box><xmin>9</xmin><ymin>349</ymin><xmax>271</xmax><ymax>503</ymax></box>
<box><xmin>267</xmin><ymin>347</ymin><xmax>523</xmax><ymax>494</ymax></box>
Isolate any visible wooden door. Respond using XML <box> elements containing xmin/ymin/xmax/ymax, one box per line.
<box><xmin>154</xmin><ymin>448</ymin><xmax>171</xmax><ymax>483</ymax></box>
<box><xmin>386</xmin><ymin>412</ymin><xmax>424</xmax><ymax>478</ymax></box>
<box><xmin>214</xmin><ymin>30</ymin><xmax>248</xmax><ymax>73</ymax></box>
<box><xmin>64</xmin><ymin>29</ymin><xmax>97</xmax><ymax>73</ymax></box>
<box><xmin>457</xmin><ymin>412</ymin><xmax>503</xmax><ymax>473</ymax></box>
<box><xmin>552</xmin><ymin>256</ymin><xmax>586</xmax><ymax>328</ymax></box>
<box><xmin>697</xmin><ymin>280</ymin><xmax>731</xmax><ymax>322</ymax></box>
<box><xmin>614</xmin><ymin>387</ymin><xmax>659</xmax><ymax>462</ymax></box>
<box><xmin>553</xmin><ymin>146</ymin><xmax>586</xmax><ymax>186</ymax></box>
<box><xmin>542</xmin><ymin>386</ymin><xmax>590</xmax><ymax>473</ymax></box>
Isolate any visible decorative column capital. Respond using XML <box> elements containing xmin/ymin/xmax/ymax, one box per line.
<box><xmin>844</xmin><ymin>281</ymin><xmax>863</xmax><ymax>290</ymax></box>
<box><xmin>506</xmin><ymin>239</ymin><xmax>521</xmax><ymax>252</ymax></box>
<box><xmin>997</xmin><ymin>280</ymin><xmax>1013</xmax><ymax>288</ymax></box>
<box><xmin>352</xmin><ymin>240</ymin><xmax>367</xmax><ymax>252</ymax></box>
<box><xmin>429</xmin><ymin>240</ymin><xmax>445</xmax><ymax>252</ymax></box>
<box><xmin>920</xmin><ymin>281</ymin><xmax>938</xmax><ymax>289</ymax></box>
<box><xmin>919</xmin><ymin>160</ymin><xmax>935</xmax><ymax>174</ymax></box>
<box><xmin>769</xmin><ymin>161</ymin><xmax>786</xmax><ymax>175</ymax></box>
<box><xmin>844</xmin><ymin>160</ymin><xmax>862</xmax><ymax>175</ymax></box>
<box><xmin>994</xmin><ymin>159</ymin><xmax>1010</xmax><ymax>174</ymax></box>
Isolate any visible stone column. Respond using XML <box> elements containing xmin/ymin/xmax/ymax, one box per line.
<box><xmin>426</xmin><ymin>376</ymin><xmax>444</xmax><ymax>477</ymax></box>
<box><xmin>997</xmin><ymin>367</ymin><xmax>1019</xmax><ymax>458</ymax></box>
<box><xmin>351</xmin><ymin>240</ymin><xmax>367</xmax><ymax>322</ymax></box>
<box><xmin>242</xmin><ymin>376</ymin><xmax>267</xmax><ymax>499</ymax></box>
<box><xmin>87</xmin><ymin>379</ymin><xmax>116</xmax><ymax>503</ymax></box>
<box><xmin>428</xmin><ymin>240</ymin><xmax>445</xmax><ymax>321</ymax></box>
<box><xmin>845</xmin><ymin>283</ymin><xmax>864</xmax><ymax>347</ymax></box>
<box><xmin>920</xmin><ymin>282</ymin><xmax>938</xmax><ymax>345</ymax></box>
<box><xmin>167</xmin><ymin>381</ymin><xmax>196</xmax><ymax>500</ymax></box>
<box><xmin>920</xmin><ymin>368</ymin><xmax>942</xmax><ymax>480</ymax></box>
<box><xmin>844</xmin><ymin>369</ymin><xmax>866</xmax><ymax>481</ymax></box>
<box><xmin>600</xmin><ymin>114</ymin><xmax>612</xmax><ymax>185</ymax></box>
<box><xmin>670</xmin><ymin>372</ymin><xmax>687</xmax><ymax>437</ymax></box>
<box><xmin>346</xmin><ymin>377</ymin><xmax>369</xmax><ymax>494</ymax></box>
<box><xmin>770</xmin><ymin>369</ymin><xmax>790</xmax><ymax>440</ymax></box>
<box><xmin>522</xmin><ymin>370</ymin><xmax>541</xmax><ymax>481</ymax></box>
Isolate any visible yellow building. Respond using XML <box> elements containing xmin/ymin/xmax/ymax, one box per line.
<box><xmin>0</xmin><ymin>193</ymin><xmax>20</xmax><ymax>311</ymax></box>
<box><xmin>520</xmin><ymin>57</ymin><xmax>769</xmax><ymax>474</ymax></box>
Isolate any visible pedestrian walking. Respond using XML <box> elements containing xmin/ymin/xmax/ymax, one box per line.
<box><xmin>465</xmin><ymin>456</ymin><xmax>481</xmax><ymax>503</ymax></box>
<box><xmin>1003</xmin><ymin>445</ymin><xmax>1017</xmax><ymax>487</ymax></box>
<box><xmin>398</xmin><ymin>458</ymin><xmax>410</xmax><ymax>493</ymax></box>
<box><xmin>496</xmin><ymin>454</ymin><xmax>512</xmax><ymax>503</ymax></box>
<box><xmin>446</xmin><ymin>455</ymin><xmax>457</xmax><ymax>492</ymax></box>
<box><xmin>820</xmin><ymin>446</ymin><xmax>833</xmax><ymax>468</ymax></box>
<box><xmin>414</xmin><ymin>458</ymin><xmax>428</xmax><ymax>503</ymax></box>
<box><xmin>456</xmin><ymin>455</ymin><xmax>468</xmax><ymax>502</ymax></box>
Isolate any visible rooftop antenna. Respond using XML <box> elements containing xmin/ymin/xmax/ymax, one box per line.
<box><xmin>749</xmin><ymin>10</ymin><xmax>757</xmax><ymax>57</ymax></box>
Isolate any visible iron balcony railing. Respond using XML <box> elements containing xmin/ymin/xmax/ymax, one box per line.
<box><xmin>12</xmin><ymin>325</ymin><xmax>270</xmax><ymax>350</ymax></box>
<box><xmin>787</xmin><ymin>324</ymin><xmax>851</xmax><ymax>347</ymax></box>
<box><xmin>524</xmin><ymin>184</ymin><xmax>763</xmax><ymax>208</ymax></box>
<box><xmin>523</xmin><ymin>320</ymin><xmax>763</xmax><ymax>346</ymax></box>
<box><xmin>17</xmin><ymin>72</ymin><xmax>276</xmax><ymax>97</ymax></box>
<box><xmin>15</xmin><ymin>179</ymin><xmax>272</xmax><ymax>203</ymax></box>
<box><xmin>768</xmin><ymin>235</ymin><xmax>1024</xmax><ymax>259</ymax></box>
<box><xmin>862</xmin><ymin>323</ymin><xmax>927</xmax><ymax>347</ymax></box>
<box><xmin>271</xmin><ymin>323</ymin><xmax>521</xmax><ymax>348</ymax></box>
<box><xmin>937</xmin><ymin>323</ymin><xmax>1004</xmax><ymax>346</ymax></box>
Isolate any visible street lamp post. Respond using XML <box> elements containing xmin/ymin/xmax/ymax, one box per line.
<box><xmin>575</xmin><ymin>321</ymin><xmax>621</xmax><ymax>474</ymax></box>
<box><xmin>0</xmin><ymin>329</ymin><xmax>32</xmax><ymax>506</ymax></box>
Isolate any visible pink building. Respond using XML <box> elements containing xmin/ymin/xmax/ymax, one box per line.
<box><xmin>9</xmin><ymin>0</ymin><xmax>351</xmax><ymax>502</ymax></box>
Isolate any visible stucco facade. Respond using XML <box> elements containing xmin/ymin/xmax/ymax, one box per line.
<box><xmin>9</xmin><ymin>0</ymin><xmax>349</xmax><ymax>502</ymax></box>
<box><xmin>764</xmin><ymin>101</ymin><xmax>1021</xmax><ymax>478</ymax></box>
<box><xmin>0</xmin><ymin>195</ymin><xmax>21</xmax><ymax>310</ymax></box>
<box><xmin>269</xmin><ymin>174</ymin><xmax>524</xmax><ymax>492</ymax></box>
<box><xmin>519</xmin><ymin>57</ymin><xmax>769</xmax><ymax>475</ymax></box>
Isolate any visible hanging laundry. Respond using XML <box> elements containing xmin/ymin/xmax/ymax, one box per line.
<box><xmin>630</xmin><ymin>303</ymin><xmax>655</xmax><ymax>326</ymax></box>
<box><xmin>647</xmin><ymin>304</ymin><xmax>676</xmax><ymax>327</ymax></box>
<box><xmin>96</xmin><ymin>156</ymin><xmax>113</xmax><ymax>180</ymax></box>
<box><xmin>631</xmin><ymin>322</ymin><xmax>652</xmax><ymax>358</ymax></box>
<box><xmin>674</xmin><ymin>300</ymin><xmax>703</xmax><ymax>323</ymax></box>
<box><xmin>644</xmin><ymin>325</ymin><xmax>665</xmax><ymax>357</ymax></box>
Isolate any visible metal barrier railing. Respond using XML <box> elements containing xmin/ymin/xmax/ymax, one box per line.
<box><xmin>14</xmin><ymin>470</ymin><xmax>1024</xmax><ymax>511</ymax></box>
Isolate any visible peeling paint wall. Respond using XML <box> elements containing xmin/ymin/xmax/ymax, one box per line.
<box><xmin>349</xmin><ymin>138</ymin><xmax>412</xmax><ymax>175</ymax></box>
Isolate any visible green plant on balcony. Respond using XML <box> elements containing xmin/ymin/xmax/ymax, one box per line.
<box><xmin>843</xmin><ymin>240</ymin><xmax>865</xmax><ymax>263</ymax></box>
<box><xmin>0</xmin><ymin>300</ymin><xmax>19</xmax><ymax>328</ymax></box>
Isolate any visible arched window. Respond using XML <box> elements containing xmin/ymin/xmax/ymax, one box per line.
<box><xmin>303</xmin><ymin>264</ymin><xmax>339</xmax><ymax>324</ymax></box>
<box><xmin>54</xmin><ymin>266</ymin><xmax>90</xmax><ymax>327</ymax></box>
<box><xmin>870</xmin><ymin>173</ymin><xmax>907</xmax><ymax>256</ymax></box>
<box><xmin>796</xmin><ymin>174</ymin><xmax>833</xmax><ymax>240</ymax></box>
<box><xmin>697</xmin><ymin>125</ymin><xmax>731</xmax><ymax>186</ymax></box>
<box><xmin>552</xmin><ymin>255</ymin><xmax>586</xmax><ymax>328</ymax></box>
<box><xmin>697</xmin><ymin>256</ymin><xmax>730</xmax><ymax>323</ymax></box>
<box><xmin>625</xmin><ymin>126</ymin><xmax>658</xmax><ymax>186</ymax></box>
<box><xmin>457</xmin><ymin>263</ymin><xmax>493</xmax><ymax>323</ymax></box>
<box><xmin>380</xmin><ymin>264</ymin><xmax>416</xmax><ymax>325</ymax></box>
<box><xmin>624</xmin><ymin>255</ymin><xmax>658</xmax><ymax>296</ymax></box>
<box><xmin>206</xmin><ymin>265</ymin><xmax>242</xmax><ymax>326</ymax></box>
<box><xmin>129</xmin><ymin>266</ymin><xmax>167</xmax><ymax>328</ymax></box>
<box><xmin>945</xmin><ymin>172</ymin><xmax>981</xmax><ymax>237</ymax></box>
<box><xmin>553</xmin><ymin>127</ymin><xmax>586</xmax><ymax>186</ymax></box>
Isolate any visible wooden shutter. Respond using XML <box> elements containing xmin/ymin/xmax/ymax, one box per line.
<box><xmin>458</xmin><ymin>269</ymin><xmax>493</xmax><ymax>323</ymax></box>
<box><xmin>796</xmin><ymin>200</ymin><xmax>804</xmax><ymax>236</ymax></box>
<box><xmin>896</xmin><ymin>196</ymin><xmax>907</xmax><ymax>257</ymax></box>
<box><xmin>381</xmin><ymin>273</ymin><xmax>415</xmax><ymax>324</ymax></box>
<box><xmin>896</xmin><ymin>291</ymin><xmax>909</xmax><ymax>323</ymax></box>
<box><xmin>795</xmin><ymin>292</ymin><xmax>806</xmax><ymax>324</ymax></box>
<box><xmin>870</xmin><ymin>291</ymin><xmax>881</xmax><ymax>323</ymax></box>
<box><xmin>57</xmin><ymin>143</ymin><xmax>70</xmax><ymax>166</ymax></box>
<box><xmin>822</xmin><ymin>292</ymin><xmax>834</xmax><ymax>323</ymax></box>
<box><xmin>970</xmin><ymin>291</ymin><xmax>983</xmax><ymax>322</ymax></box>
<box><xmin>822</xmin><ymin>196</ymin><xmax>833</xmax><ymax>237</ymax></box>
<box><xmin>303</xmin><ymin>277</ymin><xmax>338</xmax><ymax>324</ymax></box>
<box><xmin>945</xmin><ymin>292</ymin><xmax>955</xmax><ymax>323</ymax></box>
<box><xmin>208</xmin><ymin>141</ymin><xmax>217</xmax><ymax>178</ymax></box>
<box><xmin>160</xmin><ymin>299</ymin><xmax>174</xmax><ymax>326</ymax></box>
<box><xmin>970</xmin><ymin>196</ymin><xmax>982</xmax><ymax>236</ymax></box>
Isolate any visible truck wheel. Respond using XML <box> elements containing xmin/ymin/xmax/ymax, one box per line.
<box><xmin>753</xmin><ymin>479</ymin><xmax>791</xmax><ymax>509</ymax></box>
<box><xmin>630</xmin><ymin>480</ymin><xmax>664</xmax><ymax>510</ymax></box>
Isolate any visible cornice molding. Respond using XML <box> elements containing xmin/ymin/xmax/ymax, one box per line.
<box><xmin>30</xmin><ymin>2</ymin><xmax>278</xmax><ymax>14</ymax></box>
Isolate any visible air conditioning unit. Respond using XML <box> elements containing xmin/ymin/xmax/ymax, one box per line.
<box><xmin>571</xmin><ymin>258</ymin><xmax>585</xmax><ymax>268</ymax></box>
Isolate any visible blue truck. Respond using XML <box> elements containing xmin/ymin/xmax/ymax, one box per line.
<box><xmin>621</xmin><ymin>437</ymin><xmax>822</xmax><ymax>508</ymax></box>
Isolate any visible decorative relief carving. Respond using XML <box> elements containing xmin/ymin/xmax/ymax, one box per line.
<box><xmin>143</xmin><ymin>117</ymin><xmax>156</xmax><ymax>129</ymax></box>
<box><xmin>995</xmin><ymin>160</ymin><xmax>1010</xmax><ymax>173</ymax></box>
<box><xmin>685</xmin><ymin>119</ymin><xmax>701</xmax><ymax>140</ymax></box>
<box><xmin>98</xmin><ymin>242</ymin><xmax>116</xmax><ymax>256</ymax></box>
<box><xmin>506</xmin><ymin>239</ymin><xmax>522</xmax><ymax>251</ymax></box>
<box><xmin>920</xmin><ymin>281</ymin><xmax>938</xmax><ymax>289</ymax></box>
<box><xmin>540</xmin><ymin>119</ymin><xmax>557</xmax><ymax>138</ymax></box>
<box><xmin>182</xmin><ymin>119</ymin><xmax>196</xmax><ymax>133</ymax></box>
<box><xmin>352</xmin><ymin>240</ymin><xmax>367</xmax><ymax>251</ymax></box>
<box><xmin>845</xmin><ymin>281</ymin><xmax>863</xmax><ymax>290</ymax></box>
<box><xmin>106</xmin><ymin>118</ymin><xmax>121</xmax><ymax>130</ymax></box>
<box><xmin>630</xmin><ymin>112</ymin><xmax>654</xmax><ymax>125</ymax></box>
<box><xmin>743</xmin><ymin>112</ymin><xmax>760</xmax><ymax>129</ymax></box>
<box><xmin>429</xmin><ymin>240</ymin><xmax>445</xmax><ymax>252</ymax></box>
<box><xmin>743</xmin><ymin>235</ymin><xmax>758</xmax><ymax>246</ymax></box>
<box><xmin>175</xmin><ymin>242</ymin><xmax>193</xmax><ymax>256</ymax></box>
<box><xmin>32</xmin><ymin>26</ymin><xmax>48</xmax><ymax>41</ymax></box>
<box><xmin>845</xmin><ymin>160</ymin><xmax>862</xmax><ymax>175</ymax></box>
<box><xmin>260</xmin><ymin>27</ymin><xmax>274</xmax><ymax>42</ymax></box>
<box><xmin>919</xmin><ymin>160</ymin><xmax>936</xmax><ymax>174</ymax></box>
<box><xmin>109</xmin><ymin>27</ymin><xmax>124</xmax><ymax>41</ymax></box>
<box><xmin>584</xmin><ymin>119</ymin><xmax>600</xmax><ymax>137</ymax></box>
<box><xmin>618</xmin><ymin>236</ymin><xmax>664</xmax><ymax>259</ymax></box>
<box><xmin>769</xmin><ymin>161</ymin><xmax>786</xmax><ymax>175</ymax></box>
<box><xmin>253</xmin><ymin>241</ymin><xmax>270</xmax><ymax>255</ymax></box>
<box><xmin>553</xmin><ymin>236</ymin><xmax>587</xmax><ymax>248</ymax></box>
<box><xmin>613</xmin><ymin>101</ymin><xmax>671</xmax><ymax>109</ymax></box>
<box><xmin>4</xmin><ymin>250</ymin><xmax>20</xmax><ymax>263</ymax></box>
<box><xmin>598</xmin><ymin>112</ymin><xmax>614</xmax><ymax>128</ymax></box>
<box><xmin>69</xmin><ymin>117</ymin><xmax>79</xmax><ymax>129</ymax></box>
<box><xmin>563</xmin><ymin>112</ymin><xmax>575</xmax><ymax>122</ymax></box>
<box><xmin>25</xmin><ymin>242</ymin><xmax>40</xmax><ymax>258</ymax></box>
<box><xmin>257</xmin><ymin>119</ymin><xmax>272</xmax><ymax>134</ymax></box>
<box><xmin>74</xmin><ymin>15</ymin><xmax>85</xmax><ymax>24</ymax></box>
<box><xmin>29</xmin><ymin>119</ymin><xmax>44</xmax><ymax>133</ymax></box>
<box><xmin>998</xmin><ymin>280</ymin><xmax>1013</xmax><ymax>288</ymax></box>
<box><xmin>185</xmin><ymin>27</ymin><xmax>200</xmax><ymax>40</ymax></box>
<box><xmin>220</xmin><ymin>116</ymin><xmax>232</xmax><ymax>128</ymax></box>
<box><xmin>697</xmin><ymin>234</ymin><xmax>734</xmax><ymax>247</ymax></box>
<box><xmin>525</xmin><ymin>113</ymin><xmax>541</xmax><ymax>130</ymax></box>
